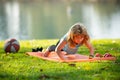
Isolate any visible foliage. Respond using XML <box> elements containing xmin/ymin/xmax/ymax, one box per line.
<box><xmin>0</xmin><ymin>39</ymin><xmax>120</xmax><ymax>80</ymax></box>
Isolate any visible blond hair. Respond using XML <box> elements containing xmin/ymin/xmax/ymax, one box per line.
<box><xmin>67</xmin><ymin>23</ymin><xmax>90</xmax><ymax>47</ymax></box>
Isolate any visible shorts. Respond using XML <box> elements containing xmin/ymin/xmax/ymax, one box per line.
<box><xmin>48</xmin><ymin>40</ymin><xmax>63</xmax><ymax>52</ymax></box>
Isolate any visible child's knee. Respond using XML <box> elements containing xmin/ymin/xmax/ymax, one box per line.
<box><xmin>48</xmin><ymin>45</ymin><xmax>56</xmax><ymax>52</ymax></box>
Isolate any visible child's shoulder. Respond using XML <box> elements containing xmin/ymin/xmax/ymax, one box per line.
<box><xmin>61</xmin><ymin>33</ymin><xmax>68</xmax><ymax>41</ymax></box>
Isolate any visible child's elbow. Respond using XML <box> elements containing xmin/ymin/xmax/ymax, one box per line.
<box><xmin>55</xmin><ymin>48</ymin><xmax>62</xmax><ymax>55</ymax></box>
<box><xmin>55</xmin><ymin>48</ymin><xmax>60</xmax><ymax>53</ymax></box>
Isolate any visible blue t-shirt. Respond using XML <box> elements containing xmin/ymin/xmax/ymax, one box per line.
<box><xmin>60</xmin><ymin>33</ymin><xmax>81</xmax><ymax>54</ymax></box>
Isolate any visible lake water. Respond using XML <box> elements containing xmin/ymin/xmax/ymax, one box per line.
<box><xmin>0</xmin><ymin>0</ymin><xmax>120</xmax><ymax>40</ymax></box>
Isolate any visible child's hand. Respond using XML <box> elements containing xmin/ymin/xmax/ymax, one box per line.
<box><xmin>67</xmin><ymin>55</ymin><xmax>75</xmax><ymax>59</ymax></box>
<box><xmin>64</xmin><ymin>56</ymin><xmax>69</xmax><ymax>60</ymax></box>
<box><xmin>89</xmin><ymin>54</ymin><xmax>94</xmax><ymax>59</ymax></box>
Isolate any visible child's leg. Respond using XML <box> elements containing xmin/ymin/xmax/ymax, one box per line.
<box><xmin>44</xmin><ymin>50</ymin><xmax>50</xmax><ymax>57</ymax></box>
<box><xmin>44</xmin><ymin>45</ymin><xmax>56</xmax><ymax>57</ymax></box>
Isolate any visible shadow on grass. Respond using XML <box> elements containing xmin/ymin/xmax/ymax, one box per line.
<box><xmin>0</xmin><ymin>69</ymin><xmax>92</xmax><ymax>80</ymax></box>
<box><xmin>37</xmin><ymin>62</ymin><xmax>120</xmax><ymax>80</ymax></box>
<box><xmin>0</xmin><ymin>59</ymin><xmax>120</xmax><ymax>80</ymax></box>
<box><xmin>0</xmin><ymin>72</ymin><xmax>38</xmax><ymax>80</ymax></box>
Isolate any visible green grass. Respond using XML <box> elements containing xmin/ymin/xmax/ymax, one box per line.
<box><xmin>0</xmin><ymin>39</ymin><xmax>120</xmax><ymax>80</ymax></box>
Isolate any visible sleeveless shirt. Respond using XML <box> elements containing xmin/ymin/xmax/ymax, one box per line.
<box><xmin>60</xmin><ymin>33</ymin><xmax>81</xmax><ymax>54</ymax></box>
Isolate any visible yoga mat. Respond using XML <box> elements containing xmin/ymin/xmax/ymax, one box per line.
<box><xmin>26</xmin><ymin>52</ymin><xmax>116</xmax><ymax>62</ymax></box>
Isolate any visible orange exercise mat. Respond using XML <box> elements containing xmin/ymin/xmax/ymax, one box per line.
<box><xmin>26</xmin><ymin>52</ymin><xmax>116</xmax><ymax>62</ymax></box>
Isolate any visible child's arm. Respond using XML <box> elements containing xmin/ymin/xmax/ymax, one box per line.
<box><xmin>55</xmin><ymin>39</ymin><xmax>67</xmax><ymax>60</ymax></box>
<box><xmin>84</xmin><ymin>41</ymin><xmax>94</xmax><ymax>56</ymax></box>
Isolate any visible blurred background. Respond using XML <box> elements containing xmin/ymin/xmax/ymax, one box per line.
<box><xmin>0</xmin><ymin>0</ymin><xmax>120</xmax><ymax>40</ymax></box>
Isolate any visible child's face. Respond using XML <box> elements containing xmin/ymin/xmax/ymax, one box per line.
<box><xmin>73</xmin><ymin>35</ymin><xmax>84</xmax><ymax>44</ymax></box>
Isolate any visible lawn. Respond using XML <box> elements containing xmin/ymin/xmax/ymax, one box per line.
<box><xmin>0</xmin><ymin>39</ymin><xmax>120</xmax><ymax>80</ymax></box>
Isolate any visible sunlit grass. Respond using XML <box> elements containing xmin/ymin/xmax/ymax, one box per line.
<box><xmin>0</xmin><ymin>39</ymin><xmax>120</xmax><ymax>80</ymax></box>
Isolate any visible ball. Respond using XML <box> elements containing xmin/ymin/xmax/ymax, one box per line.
<box><xmin>4</xmin><ymin>38</ymin><xmax>20</xmax><ymax>53</ymax></box>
